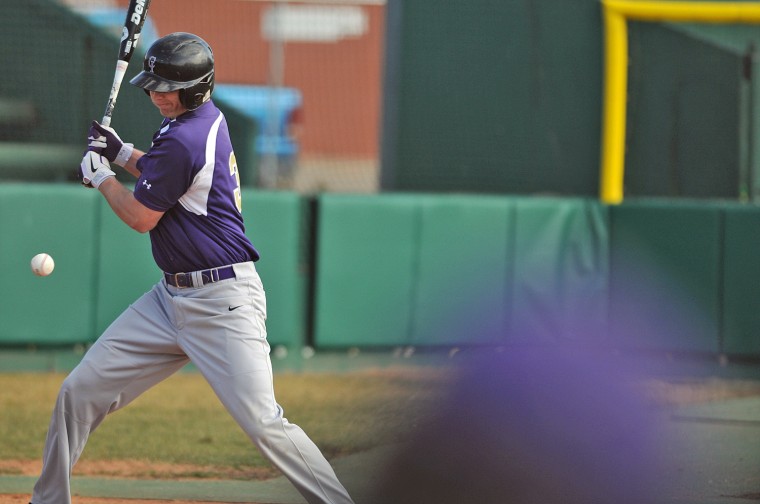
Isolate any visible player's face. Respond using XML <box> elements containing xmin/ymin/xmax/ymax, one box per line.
<box><xmin>149</xmin><ymin>90</ymin><xmax>188</xmax><ymax>119</ymax></box>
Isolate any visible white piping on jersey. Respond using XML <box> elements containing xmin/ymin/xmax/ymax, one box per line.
<box><xmin>178</xmin><ymin>112</ymin><xmax>224</xmax><ymax>216</ymax></box>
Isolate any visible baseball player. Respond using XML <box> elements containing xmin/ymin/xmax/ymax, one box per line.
<box><xmin>31</xmin><ymin>32</ymin><xmax>354</xmax><ymax>504</ymax></box>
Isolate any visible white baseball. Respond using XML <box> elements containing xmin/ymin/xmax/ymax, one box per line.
<box><xmin>31</xmin><ymin>253</ymin><xmax>55</xmax><ymax>277</ymax></box>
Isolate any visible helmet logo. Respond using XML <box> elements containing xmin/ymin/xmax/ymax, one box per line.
<box><xmin>148</xmin><ymin>56</ymin><xmax>157</xmax><ymax>73</ymax></box>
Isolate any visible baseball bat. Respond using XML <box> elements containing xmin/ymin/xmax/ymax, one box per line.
<box><xmin>101</xmin><ymin>0</ymin><xmax>153</xmax><ymax>127</ymax></box>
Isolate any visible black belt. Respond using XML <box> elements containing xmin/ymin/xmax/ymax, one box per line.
<box><xmin>164</xmin><ymin>265</ymin><xmax>236</xmax><ymax>288</ymax></box>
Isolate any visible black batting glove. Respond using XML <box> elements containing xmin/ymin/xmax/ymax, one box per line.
<box><xmin>88</xmin><ymin>120</ymin><xmax>133</xmax><ymax>166</ymax></box>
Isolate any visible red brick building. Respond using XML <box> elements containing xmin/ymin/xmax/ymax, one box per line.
<box><xmin>119</xmin><ymin>0</ymin><xmax>385</xmax><ymax>163</ymax></box>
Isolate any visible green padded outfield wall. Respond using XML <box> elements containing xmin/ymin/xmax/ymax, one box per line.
<box><xmin>314</xmin><ymin>195</ymin><xmax>420</xmax><ymax>347</ymax></box>
<box><xmin>510</xmin><ymin>198</ymin><xmax>610</xmax><ymax>344</ymax></box>
<box><xmin>0</xmin><ymin>185</ymin><xmax>306</xmax><ymax>348</ymax></box>
<box><xmin>4</xmin><ymin>185</ymin><xmax>760</xmax><ymax>356</ymax></box>
<box><xmin>721</xmin><ymin>204</ymin><xmax>760</xmax><ymax>356</ymax></box>
<box><xmin>314</xmin><ymin>195</ymin><xmax>610</xmax><ymax>348</ymax></box>
<box><xmin>0</xmin><ymin>185</ymin><xmax>100</xmax><ymax>345</ymax></box>
<box><xmin>95</xmin><ymin>198</ymin><xmax>160</xmax><ymax>336</ymax></box>
<box><xmin>609</xmin><ymin>201</ymin><xmax>723</xmax><ymax>353</ymax></box>
<box><xmin>242</xmin><ymin>191</ymin><xmax>308</xmax><ymax>348</ymax></box>
<box><xmin>409</xmin><ymin>196</ymin><xmax>513</xmax><ymax>346</ymax></box>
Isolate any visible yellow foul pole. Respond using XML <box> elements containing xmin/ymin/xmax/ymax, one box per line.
<box><xmin>599</xmin><ymin>6</ymin><xmax>628</xmax><ymax>204</ymax></box>
<box><xmin>598</xmin><ymin>0</ymin><xmax>760</xmax><ymax>204</ymax></box>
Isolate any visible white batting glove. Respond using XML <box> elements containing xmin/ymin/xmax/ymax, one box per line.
<box><xmin>88</xmin><ymin>121</ymin><xmax>133</xmax><ymax>167</ymax></box>
<box><xmin>79</xmin><ymin>151</ymin><xmax>116</xmax><ymax>188</ymax></box>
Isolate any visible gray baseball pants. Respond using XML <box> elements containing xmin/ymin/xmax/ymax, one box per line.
<box><xmin>31</xmin><ymin>261</ymin><xmax>354</xmax><ymax>504</ymax></box>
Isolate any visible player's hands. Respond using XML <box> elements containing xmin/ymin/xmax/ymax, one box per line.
<box><xmin>88</xmin><ymin>120</ymin><xmax>133</xmax><ymax>167</ymax></box>
<box><xmin>79</xmin><ymin>151</ymin><xmax>116</xmax><ymax>188</ymax></box>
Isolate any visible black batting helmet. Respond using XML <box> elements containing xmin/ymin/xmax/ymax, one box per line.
<box><xmin>130</xmin><ymin>32</ymin><xmax>214</xmax><ymax>111</ymax></box>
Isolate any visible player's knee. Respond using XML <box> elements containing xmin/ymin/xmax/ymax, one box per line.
<box><xmin>58</xmin><ymin>373</ymin><xmax>89</xmax><ymax>409</ymax></box>
<box><xmin>57</xmin><ymin>365</ymin><xmax>107</xmax><ymax>415</ymax></box>
<box><xmin>243</xmin><ymin>405</ymin><xmax>287</xmax><ymax>442</ymax></box>
<box><xmin>263</xmin><ymin>406</ymin><xmax>292</xmax><ymax>436</ymax></box>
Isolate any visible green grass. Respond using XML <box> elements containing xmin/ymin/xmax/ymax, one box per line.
<box><xmin>0</xmin><ymin>368</ymin><xmax>447</xmax><ymax>476</ymax></box>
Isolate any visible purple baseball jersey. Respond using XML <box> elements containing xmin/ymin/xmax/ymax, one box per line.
<box><xmin>133</xmin><ymin>100</ymin><xmax>259</xmax><ymax>273</ymax></box>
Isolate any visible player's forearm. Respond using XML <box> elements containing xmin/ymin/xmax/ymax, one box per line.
<box><xmin>97</xmin><ymin>177</ymin><xmax>162</xmax><ymax>233</ymax></box>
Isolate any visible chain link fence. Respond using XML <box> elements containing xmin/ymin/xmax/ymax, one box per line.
<box><xmin>5</xmin><ymin>0</ymin><xmax>385</xmax><ymax>193</ymax></box>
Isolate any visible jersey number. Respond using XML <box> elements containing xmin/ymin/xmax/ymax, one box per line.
<box><xmin>229</xmin><ymin>152</ymin><xmax>242</xmax><ymax>213</ymax></box>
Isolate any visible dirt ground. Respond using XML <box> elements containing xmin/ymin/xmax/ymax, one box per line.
<box><xmin>0</xmin><ymin>497</ymin><xmax>237</xmax><ymax>504</ymax></box>
<box><xmin>0</xmin><ymin>460</ymin><xmax>273</xmax><ymax>504</ymax></box>
<box><xmin>0</xmin><ymin>496</ymin><xmax>247</xmax><ymax>504</ymax></box>
<box><xmin>0</xmin><ymin>460</ymin><xmax>275</xmax><ymax>481</ymax></box>
<box><xmin>639</xmin><ymin>376</ymin><xmax>760</xmax><ymax>407</ymax></box>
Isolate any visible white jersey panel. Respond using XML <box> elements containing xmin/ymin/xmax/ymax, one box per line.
<box><xmin>178</xmin><ymin>112</ymin><xmax>224</xmax><ymax>216</ymax></box>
